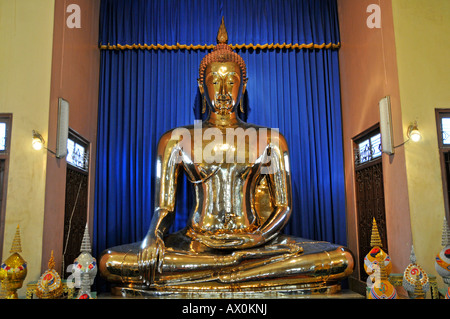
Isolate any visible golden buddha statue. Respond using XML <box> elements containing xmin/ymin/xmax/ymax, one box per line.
<box><xmin>100</xmin><ymin>18</ymin><xmax>354</xmax><ymax>295</ymax></box>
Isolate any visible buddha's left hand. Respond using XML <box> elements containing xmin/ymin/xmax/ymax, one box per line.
<box><xmin>195</xmin><ymin>231</ymin><xmax>265</xmax><ymax>249</ymax></box>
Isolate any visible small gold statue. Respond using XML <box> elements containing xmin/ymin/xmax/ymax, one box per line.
<box><xmin>402</xmin><ymin>245</ymin><xmax>429</xmax><ymax>298</ymax></box>
<box><xmin>367</xmin><ymin>258</ymin><xmax>397</xmax><ymax>299</ymax></box>
<box><xmin>72</xmin><ymin>225</ymin><xmax>97</xmax><ymax>299</ymax></box>
<box><xmin>0</xmin><ymin>225</ymin><xmax>27</xmax><ymax>299</ymax></box>
<box><xmin>35</xmin><ymin>250</ymin><xmax>63</xmax><ymax>299</ymax></box>
<box><xmin>100</xmin><ymin>18</ymin><xmax>354</xmax><ymax>295</ymax></box>
<box><xmin>364</xmin><ymin>218</ymin><xmax>392</xmax><ymax>280</ymax></box>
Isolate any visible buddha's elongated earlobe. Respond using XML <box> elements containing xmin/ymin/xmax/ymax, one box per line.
<box><xmin>240</xmin><ymin>78</ymin><xmax>248</xmax><ymax>113</ymax></box>
<box><xmin>202</xmin><ymin>96</ymin><xmax>206</xmax><ymax>114</ymax></box>
<box><xmin>198</xmin><ymin>78</ymin><xmax>206</xmax><ymax>114</ymax></box>
<box><xmin>240</xmin><ymin>96</ymin><xmax>244</xmax><ymax>113</ymax></box>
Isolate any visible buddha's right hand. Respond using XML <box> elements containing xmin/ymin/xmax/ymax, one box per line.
<box><xmin>138</xmin><ymin>231</ymin><xmax>165</xmax><ymax>285</ymax></box>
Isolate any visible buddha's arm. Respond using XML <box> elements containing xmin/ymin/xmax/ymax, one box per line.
<box><xmin>150</xmin><ymin>134</ymin><xmax>184</xmax><ymax>235</ymax></box>
<box><xmin>258</xmin><ymin>138</ymin><xmax>292</xmax><ymax>242</ymax></box>
<box><xmin>139</xmin><ymin>133</ymin><xmax>182</xmax><ymax>284</ymax></box>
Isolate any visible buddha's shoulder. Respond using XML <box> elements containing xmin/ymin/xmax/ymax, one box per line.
<box><xmin>163</xmin><ymin>125</ymin><xmax>195</xmax><ymax>134</ymax></box>
<box><xmin>243</xmin><ymin>124</ymin><xmax>287</xmax><ymax>139</ymax></box>
<box><xmin>157</xmin><ymin>125</ymin><xmax>195</xmax><ymax>143</ymax></box>
<box><xmin>244</xmin><ymin>124</ymin><xmax>289</xmax><ymax>150</ymax></box>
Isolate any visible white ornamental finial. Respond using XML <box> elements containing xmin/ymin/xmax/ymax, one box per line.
<box><xmin>442</xmin><ymin>217</ymin><xmax>450</xmax><ymax>247</ymax></box>
<box><xmin>80</xmin><ymin>224</ymin><xmax>92</xmax><ymax>253</ymax></box>
<box><xmin>410</xmin><ymin>245</ymin><xmax>417</xmax><ymax>264</ymax></box>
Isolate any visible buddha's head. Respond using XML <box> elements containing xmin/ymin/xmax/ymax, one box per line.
<box><xmin>198</xmin><ymin>18</ymin><xmax>247</xmax><ymax>115</ymax></box>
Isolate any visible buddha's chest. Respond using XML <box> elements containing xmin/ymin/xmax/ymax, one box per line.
<box><xmin>191</xmin><ymin>161</ymin><xmax>253</xmax><ymax>186</ymax></box>
<box><xmin>187</xmin><ymin>162</ymin><xmax>259</xmax><ymax>232</ymax></box>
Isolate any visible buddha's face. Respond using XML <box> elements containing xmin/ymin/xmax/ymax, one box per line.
<box><xmin>204</xmin><ymin>62</ymin><xmax>242</xmax><ymax>114</ymax></box>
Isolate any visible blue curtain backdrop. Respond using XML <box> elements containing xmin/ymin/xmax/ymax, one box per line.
<box><xmin>94</xmin><ymin>0</ymin><xmax>346</xmax><ymax>261</ymax></box>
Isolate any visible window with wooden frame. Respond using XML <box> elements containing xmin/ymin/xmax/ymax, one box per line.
<box><xmin>0</xmin><ymin>114</ymin><xmax>12</xmax><ymax>258</ymax></box>
<box><xmin>354</xmin><ymin>129</ymin><xmax>382</xmax><ymax>167</ymax></box>
<box><xmin>62</xmin><ymin>129</ymin><xmax>90</xmax><ymax>277</ymax></box>
<box><xmin>436</xmin><ymin>109</ymin><xmax>450</xmax><ymax>222</ymax></box>
<box><xmin>353</xmin><ymin>125</ymin><xmax>388</xmax><ymax>282</ymax></box>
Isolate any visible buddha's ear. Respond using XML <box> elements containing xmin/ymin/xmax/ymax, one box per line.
<box><xmin>242</xmin><ymin>78</ymin><xmax>248</xmax><ymax>95</ymax></box>
<box><xmin>197</xmin><ymin>78</ymin><xmax>204</xmax><ymax>95</ymax></box>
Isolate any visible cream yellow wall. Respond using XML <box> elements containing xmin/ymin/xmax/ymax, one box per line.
<box><xmin>392</xmin><ymin>0</ymin><xmax>450</xmax><ymax>289</ymax></box>
<box><xmin>0</xmin><ymin>0</ymin><xmax>55</xmax><ymax>296</ymax></box>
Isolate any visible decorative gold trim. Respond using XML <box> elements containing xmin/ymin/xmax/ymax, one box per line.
<box><xmin>388</xmin><ymin>273</ymin><xmax>440</xmax><ymax>299</ymax></box>
<box><xmin>99</xmin><ymin>42</ymin><xmax>341</xmax><ymax>51</ymax></box>
<box><xmin>26</xmin><ymin>280</ymin><xmax>75</xmax><ymax>299</ymax></box>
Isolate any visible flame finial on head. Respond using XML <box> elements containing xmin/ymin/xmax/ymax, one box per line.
<box><xmin>217</xmin><ymin>16</ymin><xmax>228</xmax><ymax>44</ymax></box>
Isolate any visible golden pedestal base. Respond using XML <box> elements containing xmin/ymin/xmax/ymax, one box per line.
<box><xmin>388</xmin><ymin>273</ymin><xmax>440</xmax><ymax>299</ymax></box>
<box><xmin>25</xmin><ymin>280</ymin><xmax>75</xmax><ymax>299</ymax></box>
<box><xmin>110</xmin><ymin>282</ymin><xmax>350</xmax><ymax>299</ymax></box>
<box><xmin>364</xmin><ymin>274</ymin><xmax>440</xmax><ymax>299</ymax></box>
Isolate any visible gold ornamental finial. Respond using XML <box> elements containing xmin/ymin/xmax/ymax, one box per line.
<box><xmin>216</xmin><ymin>16</ymin><xmax>228</xmax><ymax>44</ymax></box>
<box><xmin>10</xmin><ymin>225</ymin><xmax>22</xmax><ymax>254</ymax></box>
<box><xmin>370</xmin><ymin>218</ymin><xmax>383</xmax><ymax>248</ymax></box>
<box><xmin>378</xmin><ymin>257</ymin><xmax>388</xmax><ymax>280</ymax></box>
<box><xmin>48</xmin><ymin>250</ymin><xmax>55</xmax><ymax>270</ymax></box>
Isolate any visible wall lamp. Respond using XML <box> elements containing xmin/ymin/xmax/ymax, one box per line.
<box><xmin>391</xmin><ymin>121</ymin><xmax>422</xmax><ymax>150</ymax></box>
<box><xmin>32</xmin><ymin>130</ymin><xmax>56</xmax><ymax>156</ymax></box>
<box><xmin>32</xmin><ymin>130</ymin><xmax>45</xmax><ymax>150</ymax></box>
<box><xmin>379</xmin><ymin>96</ymin><xmax>422</xmax><ymax>153</ymax></box>
<box><xmin>394</xmin><ymin>121</ymin><xmax>422</xmax><ymax>148</ymax></box>
<box><xmin>407</xmin><ymin>121</ymin><xmax>422</xmax><ymax>142</ymax></box>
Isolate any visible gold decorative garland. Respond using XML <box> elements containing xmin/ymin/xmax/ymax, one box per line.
<box><xmin>99</xmin><ymin>42</ymin><xmax>340</xmax><ymax>51</ymax></box>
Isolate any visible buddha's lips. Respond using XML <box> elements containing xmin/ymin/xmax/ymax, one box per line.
<box><xmin>215</xmin><ymin>93</ymin><xmax>232</xmax><ymax>103</ymax></box>
<box><xmin>214</xmin><ymin>99</ymin><xmax>234</xmax><ymax>111</ymax></box>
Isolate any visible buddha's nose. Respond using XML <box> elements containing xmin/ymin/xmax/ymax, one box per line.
<box><xmin>219</xmin><ymin>81</ymin><xmax>225</xmax><ymax>95</ymax></box>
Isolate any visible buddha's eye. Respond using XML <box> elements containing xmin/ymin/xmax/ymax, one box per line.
<box><xmin>212</xmin><ymin>81</ymin><xmax>219</xmax><ymax>85</ymax></box>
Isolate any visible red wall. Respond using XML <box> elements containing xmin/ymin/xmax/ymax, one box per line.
<box><xmin>338</xmin><ymin>0</ymin><xmax>412</xmax><ymax>292</ymax></box>
<box><xmin>41</xmin><ymin>0</ymin><xmax>100</xmax><ymax>272</ymax></box>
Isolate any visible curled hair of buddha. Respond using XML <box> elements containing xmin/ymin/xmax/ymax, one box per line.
<box><xmin>198</xmin><ymin>18</ymin><xmax>247</xmax><ymax>84</ymax></box>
